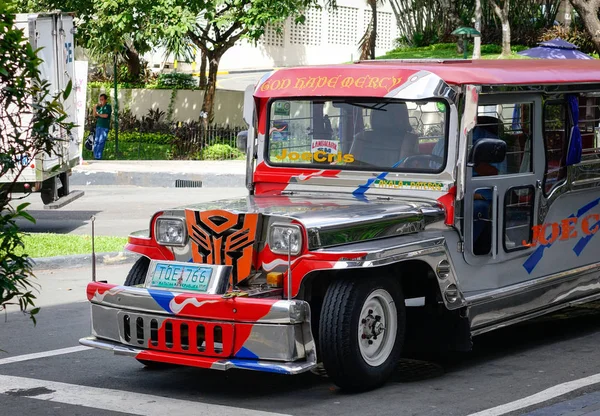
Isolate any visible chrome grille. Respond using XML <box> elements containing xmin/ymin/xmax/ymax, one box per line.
<box><xmin>119</xmin><ymin>312</ymin><xmax>233</xmax><ymax>357</ymax></box>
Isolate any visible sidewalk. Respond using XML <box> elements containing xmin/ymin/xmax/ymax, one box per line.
<box><xmin>72</xmin><ymin>160</ymin><xmax>247</xmax><ymax>188</ymax></box>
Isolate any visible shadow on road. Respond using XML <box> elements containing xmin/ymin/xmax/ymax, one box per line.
<box><xmin>15</xmin><ymin>209</ymin><xmax>100</xmax><ymax>234</ymax></box>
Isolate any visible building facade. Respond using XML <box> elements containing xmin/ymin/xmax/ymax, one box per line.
<box><xmin>145</xmin><ymin>0</ymin><xmax>399</xmax><ymax>72</ymax></box>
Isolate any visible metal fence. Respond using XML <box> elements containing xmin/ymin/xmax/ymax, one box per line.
<box><xmin>84</xmin><ymin>111</ymin><xmax>246</xmax><ymax>161</ymax></box>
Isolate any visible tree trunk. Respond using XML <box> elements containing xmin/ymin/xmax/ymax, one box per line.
<box><xmin>199</xmin><ymin>51</ymin><xmax>207</xmax><ymax>88</ymax></box>
<box><xmin>490</xmin><ymin>0</ymin><xmax>511</xmax><ymax>57</ymax></box>
<box><xmin>202</xmin><ymin>55</ymin><xmax>221</xmax><ymax>126</ymax></box>
<box><xmin>439</xmin><ymin>0</ymin><xmax>462</xmax><ymax>52</ymax></box>
<box><xmin>370</xmin><ymin>0</ymin><xmax>377</xmax><ymax>59</ymax></box>
<box><xmin>570</xmin><ymin>0</ymin><xmax>600</xmax><ymax>54</ymax></box>
<box><xmin>473</xmin><ymin>0</ymin><xmax>482</xmax><ymax>59</ymax></box>
<box><xmin>124</xmin><ymin>47</ymin><xmax>141</xmax><ymax>81</ymax></box>
<box><xmin>564</xmin><ymin>1</ymin><xmax>572</xmax><ymax>28</ymax></box>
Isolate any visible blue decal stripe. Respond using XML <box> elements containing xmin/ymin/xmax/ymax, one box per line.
<box><xmin>234</xmin><ymin>347</ymin><xmax>259</xmax><ymax>359</ymax></box>
<box><xmin>228</xmin><ymin>359</ymin><xmax>292</xmax><ymax>374</ymax></box>
<box><xmin>352</xmin><ymin>161</ymin><xmax>404</xmax><ymax>197</ymax></box>
<box><xmin>147</xmin><ymin>289</ymin><xmax>175</xmax><ymax>313</ymax></box>
<box><xmin>573</xmin><ymin>218</ymin><xmax>600</xmax><ymax>256</ymax></box>
<box><xmin>523</xmin><ymin>196</ymin><xmax>600</xmax><ymax>273</ymax></box>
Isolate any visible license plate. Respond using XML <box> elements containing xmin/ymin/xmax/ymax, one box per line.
<box><xmin>148</xmin><ymin>262</ymin><xmax>213</xmax><ymax>292</ymax></box>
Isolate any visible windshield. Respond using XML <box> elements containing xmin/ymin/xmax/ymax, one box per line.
<box><xmin>267</xmin><ymin>99</ymin><xmax>447</xmax><ymax>172</ymax></box>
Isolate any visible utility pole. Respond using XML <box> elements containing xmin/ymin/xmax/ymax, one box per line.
<box><xmin>113</xmin><ymin>55</ymin><xmax>119</xmax><ymax>157</ymax></box>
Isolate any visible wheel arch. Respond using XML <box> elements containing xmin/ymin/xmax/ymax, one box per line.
<box><xmin>299</xmin><ymin>258</ymin><xmax>471</xmax><ymax>354</ymax></box>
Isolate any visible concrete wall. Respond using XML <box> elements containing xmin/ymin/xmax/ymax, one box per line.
<box><xmin>144</xmin><ymin>0</ymin><xmax>399</xmax><ymax>71</ymax></box>
<box><xmin>88</xmin><ymin>88</ymin><xmax>245</xmax><ymax>127</ymax></box>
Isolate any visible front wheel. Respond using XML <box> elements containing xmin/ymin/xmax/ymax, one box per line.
<box><xmin>124</xmin><ymin>256</ymin><xmax>150</xmax><ymax>286</ymax></box>
<box><xmin>319</xmin><ymin>277</ymin><xmax>405</xmax><ymax>391</ymax></box>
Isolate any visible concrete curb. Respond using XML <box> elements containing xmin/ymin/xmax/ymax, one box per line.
<box><xmin>31</xmin><ymin>251</ymin><xmax>140</xmax><ymax>271</ymax></box>
<box><xmin>71</xmin><ymin>171</ymin><xmax>246</xmax><ymax>188</ymax></box>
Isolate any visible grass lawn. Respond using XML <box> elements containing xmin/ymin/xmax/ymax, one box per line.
<box><xmin>83</xmin><ymin>141</ymin><xmax>172</xmax><ymax>161</ymax></box>
<box><xmin>378</xmin><ymin>43</ymin><xmax>530</xmax><ymax>60</ymax></box>
<box><xmin>15</xmin><ymin>233</ymin><xmax>128</xmax><ymax>258</ymax></box>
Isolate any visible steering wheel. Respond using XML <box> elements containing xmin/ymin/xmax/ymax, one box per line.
<box><xmin>397</xmin><ymin>154</ymin><xmax>444</xmax><ymax>169</ymax></box>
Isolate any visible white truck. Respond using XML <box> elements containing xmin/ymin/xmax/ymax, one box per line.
<box><xmin>2</xmin><ymin>12</ymin><xmax>84</xmax><ymax>207</ymax></box>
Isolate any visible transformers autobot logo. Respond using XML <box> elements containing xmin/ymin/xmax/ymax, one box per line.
<box><xmin>185</xmin><ymin>209</ymin><xmax>259</xmax><ymax>283</ymax></box>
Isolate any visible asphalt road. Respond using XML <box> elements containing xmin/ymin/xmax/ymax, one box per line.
<box><xmin>1</xmin><ymin>263</ymin><xmax>600</xmax><ymax>416</ymax></box>
<box><xmin>15</xmin><ymin>185</ymin><xmax>248</xmax><ymax>237</ymax></box>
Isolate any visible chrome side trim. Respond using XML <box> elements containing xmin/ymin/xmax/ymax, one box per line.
<box><xmin>465</xmin><ymin>262</ymin><xmax>600</xmax><ymax>305</ymax></box>
<box><xmin>471</xmin><ymin>292</ymin><xmax>600</xmax><ymax>337</ymax></box>
<box><xmin>467</xmin><ymin>262</ymin><xmax>600</xmax><ymax>332</ymax></box>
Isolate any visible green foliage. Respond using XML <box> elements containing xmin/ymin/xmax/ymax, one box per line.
<box><xmin>14</xmin><ymin>234</ymin><xmax>128</xmax><ymax>258</ymax></box>
<box><xmin>196</xmin><ymin>144</ymin><xmax>244</xmax><ymax>161</ymax></box>
<box><xmin>539</xmin><ymin>25</ymin><xmax>596</xmax><ymax>54</ymax></box>
<box><xmin>0</xmin><ymin>6</ymin><xmax>74</xmax><ymax>324</ymax></box>
<box><xmin>381</xmin><ymin>43</ymin><xmax>528</xmax><ymax>60</ymax></box>
<box><xmin>107</xmin><ymin>131</ymin><xmax>176</xmax><ymax>145</ymax></box>
<box><xmin>157</xmin><ymin>73</ymin><xmax>196</xmax><ymax>89</ymax></box>
<box><xmin>83</xmin><ymin>141</ymin><xmax>173</xmax><ymax>160</ymax></box>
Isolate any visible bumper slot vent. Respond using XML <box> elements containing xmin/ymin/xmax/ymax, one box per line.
<box><xmin>197</xmin><ymin>324</ymin><xmax>205</xmax><ymax>352</ymax></box>
<box><xmin>124</xmin><ymin>315</ymin><xmax>131</xmax><ymax>342</ymax></box>
<box><xmin>136</xmin><ymin>317</ymin><xmax>144</xmax><ymax>345</ymax></box>
<box><xmin>150</xmin><ymin>319</ymin><xmax>158</xmax><ymax>346</ymax></box>
<box><xmin>181</xmin><ymin>323</ymin><xmax>189</xmax><ymax>350</ymax></box>
<box><xmin>165</xmin><ymin>321</ymin><xmax>173</xmax><ymax>348</ymax></box>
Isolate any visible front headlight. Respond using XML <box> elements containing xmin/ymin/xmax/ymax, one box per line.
<box><xmin>155</xmin><ymin>217</ymin><xmax>187</xmax><ymax>246</ymax></box>
<box><xmin>269</xmin><ymin>224</ymin><xmax>302</xmax><ymax>255</ymax></box>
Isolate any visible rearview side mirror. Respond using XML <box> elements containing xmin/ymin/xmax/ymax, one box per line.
<box><xmin>468</xmin><ymin>138</ymin><xmax>506</xmax><ymax>166</ymax></box>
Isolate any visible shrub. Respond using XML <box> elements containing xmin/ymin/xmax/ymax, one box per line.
<box><xmin>539</xmin><ymin>25</ymin><xmax>596</xmax><ymax>54</ymax></box>
<box><xmin>157</xmin><ymin>73</ymin><xmax>197</xmax><ymax>89</ymax></box>
<box><xmin>107</xmin><ymin>131</ymin><xmax>176</xmax><ymax>145</ymax></box>
<box><xmin>197</xmin><ymin>144</ymin><xmax>244</xmax><ymax>160</ymax></box>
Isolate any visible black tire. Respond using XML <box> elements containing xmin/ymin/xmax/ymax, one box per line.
<box><xmin>319</xmin><ymin>276</ymin><xmax>405</xmax><ymax>391</ymax></box>
<box><xmin>58</xmin><ymin>171</ymin><xmax>70</xmax><ymax>197</ymax></box>
<box><xmin>124</xmin><ymin>256</ymin><xmax>150</xmax><ymax>286</ymax></box>
<box><xmin>40</xmin><ymin>177</ymin><xmax>58</xmax><ymax>205</ymax></box>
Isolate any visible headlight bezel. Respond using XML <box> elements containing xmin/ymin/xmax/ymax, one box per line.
<box><xmin>154</xmin><ymin>216</ymin><xmax>188</xmax><ymax>247</ymax></box>
<box><xmin>269</xmin><ymin>223</ymin><xmax>303</xmax><ymax>256</ymax></box>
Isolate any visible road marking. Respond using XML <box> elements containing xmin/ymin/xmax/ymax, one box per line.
<box><xmin>0</xmin><ymin>346</ymin><xmax>92</xmax><ymax>366</ymax></box>
<box><xmin>0</xmin><ymin>375</ymin><xmax>290</xmax><ymax>416</ymax></box>
<box><xmin>467</xmin><ymin>372</ymin><xmax>600</xmax><ymax>416</ymax></box>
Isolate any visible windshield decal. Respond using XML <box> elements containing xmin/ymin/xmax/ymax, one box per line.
<box><xmin>374</xmin><ymin>179</ymin><xmax>445</xmax><ymax>191</ymax></box>
<box><xmin>260</xmin><ymin>74</ymin><xmax>405</xmax><ymax>94</ymax></box>
<box><xmin>274</xmin><ymin>150</ymin><xmax>355</xmax><ymax>164</ymax></box>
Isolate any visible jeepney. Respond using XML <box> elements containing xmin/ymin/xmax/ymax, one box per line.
<box><xmin>81</xmin><ymin>60</ymin><xmax>600</xmax><ymax>391</ymax></box>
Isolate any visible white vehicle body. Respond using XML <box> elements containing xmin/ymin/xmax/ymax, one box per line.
<box><xmin>1</xmin><ymin>12</ymin><xmax>82</xmax><ymax>205</ymax></box>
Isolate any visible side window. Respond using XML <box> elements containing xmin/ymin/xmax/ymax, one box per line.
<box><xmin>472</xmin><ymin>103</ymin><xmax>533</xmax><ymax>176</ymax></box>
<box><xmin>504</xmin><ymin>186</ymin><xmax>535</xmax><ymax>252</ymax></box>
<box><xmin>579</xmin><ymin>95</ymin><xmax>600</xmax><ymax>158</ymax></box>
<box><xmin>472</xmin><ymin>187</ymin><xmax>493</xmax><ymax>256</ymax></box>
<box><xmin>543</xmin><ymin>101</ymin><xmax>568</xmax><ymax>195</ymax></box>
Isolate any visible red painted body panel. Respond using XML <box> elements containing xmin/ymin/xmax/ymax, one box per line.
<box><xmin>256</xmin><ymin>61</ymin><xmax>600</xmax><ymax>100</ymax></box>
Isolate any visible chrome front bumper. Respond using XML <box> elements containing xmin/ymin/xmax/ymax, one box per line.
<box><xmin>79</xmin><ymin>336</ymin><xmax>317</xmax><ymax>375</ymax></box>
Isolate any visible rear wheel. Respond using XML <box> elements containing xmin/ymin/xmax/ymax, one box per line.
<box><xmin>40</xmin><ymin>177</ymin><xmax>58</xmax><ymax>204</ymax></box>
<box><xmin>124</xmin><ymin>256</ymin><xmax>150</xmax><ymax>286</ymax></box>
<box><xmin>319</xmin><ymin>276</ymin><xmax>405</xmax><ymax>391</ymax></box>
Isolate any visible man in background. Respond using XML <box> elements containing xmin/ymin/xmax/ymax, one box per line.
<box><xmin>92</xmin><ymin>94</ymin><xmax>112</xmax><ymax>160</ymax></box>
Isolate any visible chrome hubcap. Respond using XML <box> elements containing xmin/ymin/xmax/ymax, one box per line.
<box><xmin>358</xmin><ymin>289</ymin><xmax>397</xmax><ymax>367</ymax></box>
